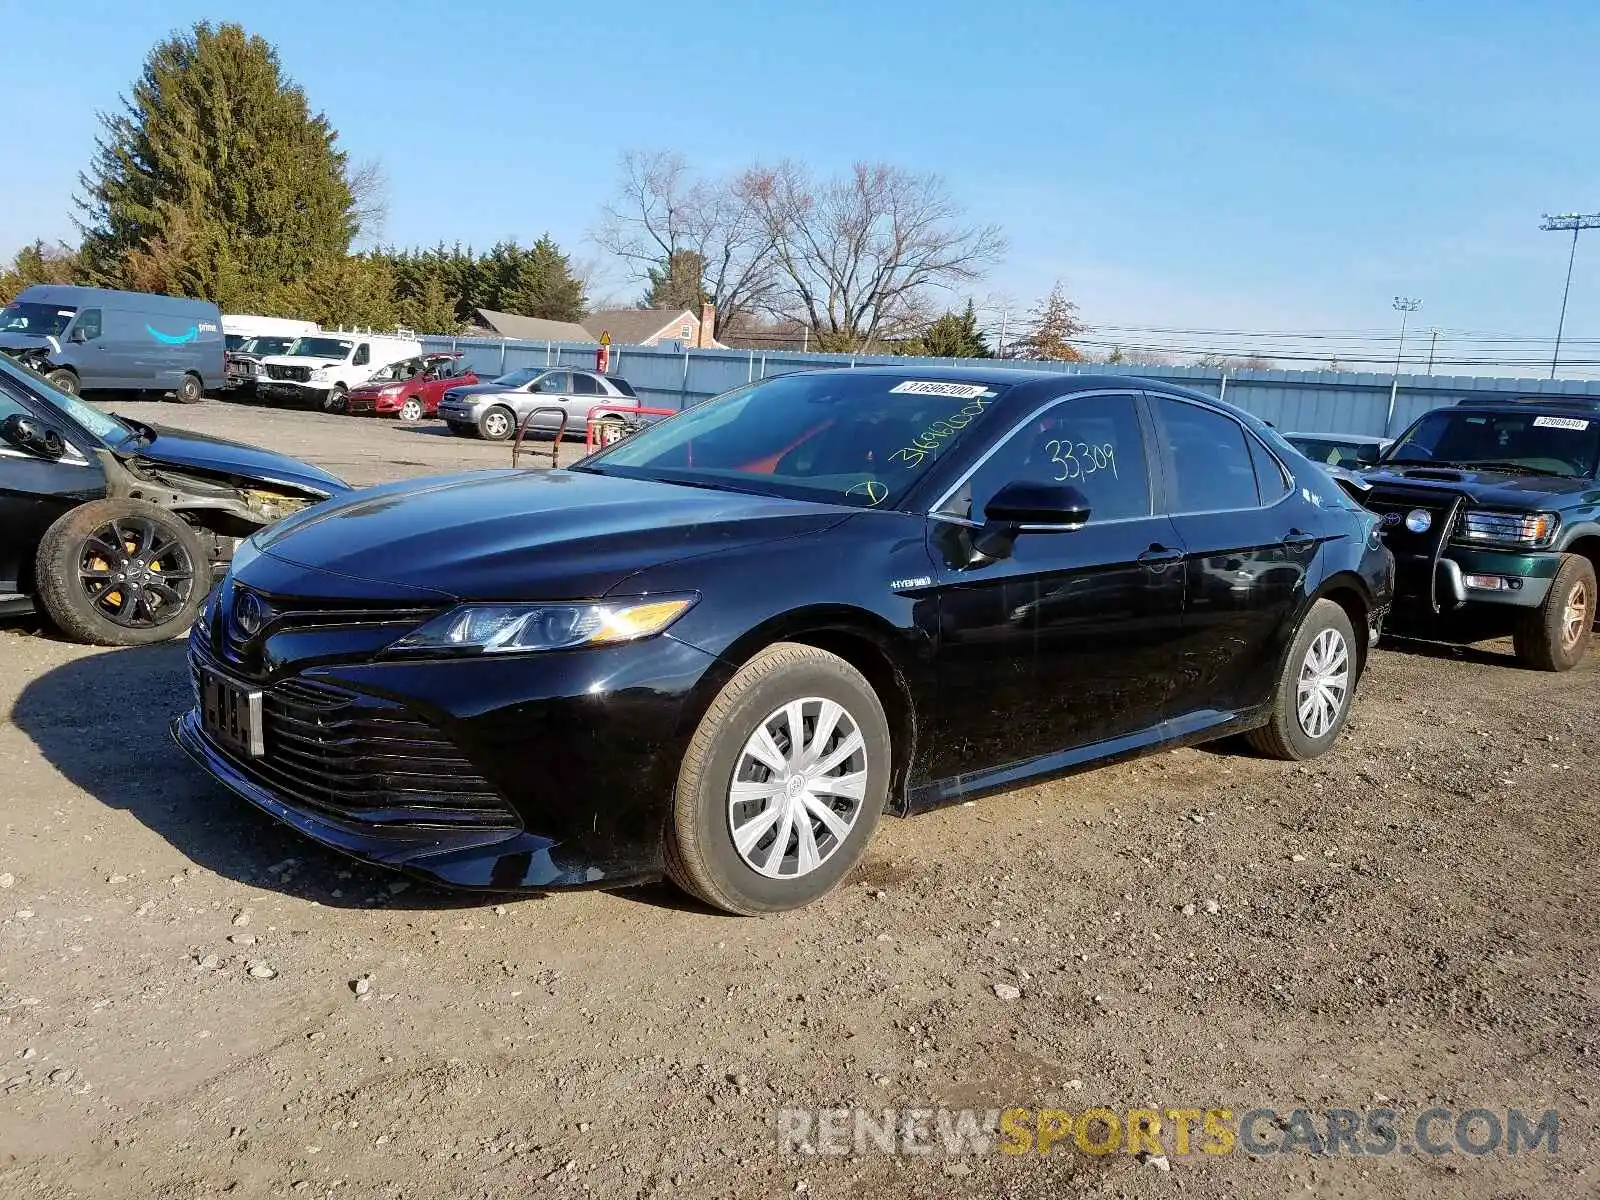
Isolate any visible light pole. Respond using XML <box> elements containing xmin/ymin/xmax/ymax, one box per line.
<box><xmin>1540</xmin><ymin>212</ymin><xmax>1600</xmax><ymax>378</ymax></box>
<box><xmin>1386</xmin><ymin>297</ymin><xmax>1421</xmax><ymax>435</ymax></box>
<box><xmin>1426</xmin><ymin>327</ymin><xmax>1440</xmax><ymax>374</ymax></box>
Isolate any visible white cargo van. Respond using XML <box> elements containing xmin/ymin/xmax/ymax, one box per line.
<box><xmin>222</xmin><ymin>314</ymin><xmax>320</xmax><ymax>353</ymax></box>
<box><xmin>256</xmin><ymin>333</ymin><xmax>424</xmax><ymax>411</ymax></box>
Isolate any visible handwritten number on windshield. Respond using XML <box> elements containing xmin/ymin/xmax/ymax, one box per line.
<box><xmin>1045</xmin><ymin>439</ymin><xmax>1118</xmax><ymax>482</ymax></box>
<box><xmin>888</xmin><ymin>398</ymin><xmax>991</xmax><ymax>468</ymax></box>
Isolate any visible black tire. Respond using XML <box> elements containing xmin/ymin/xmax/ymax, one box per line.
<box><xmin>478</xmin><ymin>405</ymin><xmax>516</xmax><ymax>441</ymax></box>
<box><xmin>34</xmin><ymin>499</ymin><xmax>209</xmax><ymax>647</ymax></box>
<box><xmin>322</xmin><ymin>385</ymin><xmax>348</xmax><ymax>413</ymax></box>
<box><xmin>664</xmin><ymin>642</ymin><xmax>891</xmax><ymax>915</ymax></box>
<box><xmin>1246</xmin><ymin>598</ymin><xmax>1359</xmax><ymax>761</ymax></box>
<box><xmin>446</xmin><ymin>420</ymin><xmax>476</xmax><ymax>438</ymax></box>
<box><xmin>399</xmin><ymin>396</ymin><xmax>424</xmax><ymax>422</ymax></box>
<box><xmin>174</xmin><ymin>373</ymin><xmax>204</xmax><ymax>404</ymax></box>
<box><xmin>1513</xmin><ymin>552</ymin><xmax>1595</xmax><ymax>672</ymax></box>
<box><xmin>45</xmin><ymin>369</ymin><xmax>79</xmax><ymax>397</ymax></box>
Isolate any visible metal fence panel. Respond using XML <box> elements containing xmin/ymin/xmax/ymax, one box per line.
<box><xmin>421</xmin><ymin>335</ymin><xmax>1597</xmax><ymax>438</ymax></box>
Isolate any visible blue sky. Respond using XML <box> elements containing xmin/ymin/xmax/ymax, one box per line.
<box><xmin>6</xmin><ymin>0</ymin><xmax>1599</xmax><ymax>371</ymax></box>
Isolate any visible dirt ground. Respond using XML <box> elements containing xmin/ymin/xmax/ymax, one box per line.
<box><xmin>1</xmin><ymin>398</ymin><xmax>1595</xmax><ymax>1199</ymax></box>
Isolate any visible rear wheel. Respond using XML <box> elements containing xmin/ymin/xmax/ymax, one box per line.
<box><xmin>594</xmin><ymin>415</ymin><xmax>629</xmax><ymax>446</ymax></box>
<box><xmin>174</xmin><ymin>372</ymin><xmax>204</xmax><ymax>404</ymax></box>
<box><xmin>34</xmin><ymin>499</ymin><xmax>209</xmax><ymax>647</ymax></box>
<box><xmin>664</xmin><ymin>642</ymin><xmax>891</xmax><ymax>915</ymax></box>
<box><xmin>1246</xmin><ymin>599</ymin><xmax>1358</xmax><ymax>761</ymax></box>
<box><xmin>478</xmin><ymin>405</ymin><xmax>515</xmax><ymax>441</ymax></box>
<box><xmin>1513</xmin><ymin>553</ymin><xmax>1595</xmax><ymax>672</ymax></box>
<box><xmin>45</xmin><ymin>369</ymin><xmax>79</xmax><ymax>397</ymax></box>
<box><xmin>399</xmin><ymin>396</ymin><xmax>424</xmax><ymax>422</ymax></box>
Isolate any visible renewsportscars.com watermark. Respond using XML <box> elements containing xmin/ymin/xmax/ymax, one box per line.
<box><xmin>776</xmin><ymin>1106</ymin><xmax>1560</xmax><ymax>1159</ymax></box>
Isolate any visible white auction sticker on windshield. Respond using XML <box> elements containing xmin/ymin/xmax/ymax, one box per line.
<box><xmin>889</xmin><ymin>381</ymin><xmax>991</xmax><ymax>398</ymax></box>
<box><xmin>1533</xmin><ymin>415</ymin><xmax>1589</xmax><ymax>430</ymax></box>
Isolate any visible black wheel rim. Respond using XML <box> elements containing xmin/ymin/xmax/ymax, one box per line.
<box><xmin>78</xmin><ymin>517</ymin><xmax>197</xmax><ymax>629</ymax></box>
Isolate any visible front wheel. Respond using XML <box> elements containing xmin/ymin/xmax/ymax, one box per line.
<box><xmin>398</xmin><ymin>397</ymin><xmax>424</xmax><ymax>422</ymax></box>
<box><xmin>322</xmin><ymin>385</ymin><xmax>347</xmax><ymax>413</ymax></box>
<box><xmin>1246</xmin><ymin>598</ymin><xmax>1359</xmax><ymax>761</ymax></box>
<box><xmin>664</xmin><ymin>642</ymin><xmax>891</xmax><ymax>915</ymax></box>
<box><xmin>174</xmin><ymin>373</ymin><xmax>204</xmax><ymax>404</ymax></box>
<box><xmin>45</xmin><ymin>369</ymin><xmax>79</xmax><ymax>397</ymax></box>
<box><xmin>33</xmin><ymin>499</ymin><xmax>209</xmax><ymax>647</ymax></box>
<box><xmin>1513</xmin><ymin>553</ymin><xmax>1595</xmax><ymax>671</ymax></box>
<box><xmin>478</xmin><ymin>405</ymin><xmax>516</xmax><ymax>441</ymax></box>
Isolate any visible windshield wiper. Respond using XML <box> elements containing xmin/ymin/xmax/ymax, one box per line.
<box><xmin>1462</xmin><ymin>460</ymin><xmax>1569</xmax><ymax>478</ymax></box>
<box><xmin>113</xmin><ymin>415</ymin><xmax>157</xmax><ymax>446</ymax></box>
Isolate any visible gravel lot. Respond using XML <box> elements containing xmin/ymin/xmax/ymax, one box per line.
<box><xmin>1</xmin><ymin>398</ymin><xmax>1596</xmax><ymax>1199</ymax></box>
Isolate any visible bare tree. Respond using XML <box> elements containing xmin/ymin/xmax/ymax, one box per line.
<box><xmin>594</xmin><ymin>150</ymin><xmax>779</xmax><ymax>331</ymax></box>
<box><xmin>742</xmin><ymin>161</ymin><xmax>1005</xmax><ymax>352</ymax></box>
<box><xmin>348</xmin><ymin>157</ymin><xmax>389</xmax><ymax>247</ymax></box>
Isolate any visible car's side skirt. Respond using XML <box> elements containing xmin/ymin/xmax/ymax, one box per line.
<box><xmin>0</xmin><ymin>594</ymin><xmax>36</xmax><ymax>617</ymax></box>
<box><xmin>902</xmin><ymin>704</ymin><xmax>1270</xmax><ymax>816</ymax></box>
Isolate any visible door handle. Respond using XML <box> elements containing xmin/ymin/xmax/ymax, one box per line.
<box><xmin>1283</xmin><ymin>528</ymin><xmax>1318</xmax><ymax>548</ymax></box>
<box><xmin>1138</xmin><ymin>544</ymin><xmax>1184</xmax><ymax>565</ymax></box>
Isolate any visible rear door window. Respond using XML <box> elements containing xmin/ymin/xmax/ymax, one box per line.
<box><xmin>1150</xmin><ymin>397</ymin><xmax>1261</xmax><ymax>513</ymax></box>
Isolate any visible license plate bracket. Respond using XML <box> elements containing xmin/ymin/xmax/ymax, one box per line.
<box><xmin>200</xmin><ymin>669</ymin><xmax>264</xmax><ymax>758</ymax></box>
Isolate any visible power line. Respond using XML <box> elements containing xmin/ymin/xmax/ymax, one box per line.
<box><xmin>1540</xmin><ymin>212</ymin><xmax>1600</xmax><ymax>378</ymax></box>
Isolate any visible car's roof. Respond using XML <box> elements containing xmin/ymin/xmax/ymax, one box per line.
<box><xmin>1451</xmin><ymin>395</ymin><xmax>1600</xmax><ymax>414</ymax></box>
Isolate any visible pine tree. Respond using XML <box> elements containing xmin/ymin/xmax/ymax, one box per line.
<box><xmin>504</xmin><ymin>235</ymin><xmax>586</xmax><ymax>321</ymax></box>
<box><xmin>1017</xmin><ymin>282</ymin><xmax>1082</xmax><ymax>362</ymax></box>
<box><xmin>644</xmin><ymin>250</ymin><xmax>707</xmax><ymax>310</ymax></box>
<box><xmin>76</xmin><ymin>21</ymin><xmax>358</xmax><ymax>308</ymax></box>
<box><xmin>0</xmin><ymin>240</ymin><xmax>80</xmax><ymax>302</ymax></box>
<box><xmin>915</xmin><ymin>299</ymin><xmax>992</xmax><ymax>358</ymax></box>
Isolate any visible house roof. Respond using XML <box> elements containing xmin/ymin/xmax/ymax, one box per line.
<box><xmin>474</xmin><ymin>308</ymin><xmax>596</xmax><ymax>343</ymax></box>
<box><xmin>580</xmin><ymin>308</ymin><xmax>699</xmax><ymax>345</ymax></box>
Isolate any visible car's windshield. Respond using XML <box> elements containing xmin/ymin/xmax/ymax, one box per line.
<box><xmin>0</xmin><ymin>301</ymin><xmax>77</xmax><ymax>339</ymax></box>
<box><xmin>0</xmin><ymin>352</ymin><xmax>130</xmax><ymax>446</ymax></box>
<box><xmin>287</xmin><ymin>336</ymin><xmax>354</xmax><ymax>359</ymax></box>
<box><xmin>1383</xmin><ymin>409</ymin><xmax>1600</xmax><ymax>478</ymax></box>
<box><xmin>241</xmin><ymin>335</ymin><xmax>293</xmax><ymax>357</ymax></box>
<box><xmin>493</xmin><ymin>366</ymin><xmax>542</xmax><ymax>387</ymax></box>
<box><xmin>580</xmin><ymin>372</ymin><xmax>1010</xmax><ymax>507</ymax></box>
<box><xmin>366</xmin><ymin>360</ymin><xmax>417</xmax><ymax>383</ymax></box>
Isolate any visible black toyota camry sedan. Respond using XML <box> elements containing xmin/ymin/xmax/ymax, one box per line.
<box><xmin>174</xmin><ymin>368</ymin><xmax>1394</xmax><ymax>914</ymax></box>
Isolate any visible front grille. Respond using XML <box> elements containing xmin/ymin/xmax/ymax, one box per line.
<box><xmin>1364</xmin><ymin>491</ymin><xmax>1459</xmax><ymax>556</ymax></box>
<box><xmin>220</xmin><ymin>586</ymin><xmax>442</xmax><ymax>666</ymax></box>
<box><xmin>265</xmin><ymin>364</ymin><xmax>311</xmax><ymax>382</ymax></box>
<box><xmin>194</xmin><ymin>660</ymin><xmax>517</xmax><ymax>830</ymax></box>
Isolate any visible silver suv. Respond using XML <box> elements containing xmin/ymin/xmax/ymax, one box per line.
<box><xmin>438</xmin><ymin>367</ymin><xmax>642</xmax><ymax>440</ymax></box>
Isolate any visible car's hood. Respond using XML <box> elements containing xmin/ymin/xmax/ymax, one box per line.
<box><xmin>259</xmin><ymin>354</ymin><xmax>346</xmax><ymax>368</ymax></box>
<box><xmin>1361</xmin><ymin>464</ymin><xmax>1600</xmax><ymax>507</ymax></box>
<box><xmin>0</xmin><ymin>332</ymin><xmax>54</xmax><ymax>352</ymax></box>
<box><xmin>442</xmin><ymin>383</ymin><xmax>518</xmax><ymax>400</ymax></box>
<box><xmin>347</xmin><ymin>381</ymin><xmax>400</xmax><ymax>396</ymax></box>
<box><xmin>253</xmin><ymin>468</ymin><xmax>853</xmax><ymax>601</ymax></box>
<box><xmin>134</xmin><ymin>424</ymin><xmax>350</xmax><ymax>497</ymax></box>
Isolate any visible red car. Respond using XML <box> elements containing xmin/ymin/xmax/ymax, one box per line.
<box><xmin>344</xmin><ymin>353</ymin><xmax>478</xmax><ymax>420</ymax></box>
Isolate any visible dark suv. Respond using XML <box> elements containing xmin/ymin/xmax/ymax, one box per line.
<box><xmin>1357</xmin><ymin>396</ymin><xmax>1600</xmax><ymax>670</ymax></box>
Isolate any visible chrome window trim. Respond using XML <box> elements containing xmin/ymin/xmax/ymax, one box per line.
<box><xmin>927</xmin><ymin>388</ymin><xmax>1152</xmax><ymax>519</ymax></box>
<box><xmin>0</xmin><ymin>443</ymin><xmax>92</xmax><ymax>469</ymax></box>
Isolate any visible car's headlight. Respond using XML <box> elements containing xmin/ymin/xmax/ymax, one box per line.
<box><xmin>1456</xmin><ymin>510</ymin><xmax>1559</xmax><ymax>548</ymax></box>
<box><xmin>386</xmin><ymin>596</ymin><xmax>696</xmax><ymax>656</ymax></box>
<box><xmin>310</xmin><ymin>368</ymin><xmax>329</xmax><ymax>382</ymax></box>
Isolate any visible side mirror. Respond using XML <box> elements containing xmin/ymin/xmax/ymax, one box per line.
<box><xmin>971</xmin><ymin>481</ymin><xmax>1091</xmax><ymax>560</ymax></box>
<box><xmin>983</xmin><ymin>480</ymin><xmax>1092</xmax><ymax>528</ymax></box>
<box><xmin>0</xmin><ymin>413</ymin><xmax>67</xmax><ymax>461</ymax></box>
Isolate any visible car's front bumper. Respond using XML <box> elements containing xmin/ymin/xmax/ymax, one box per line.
<box><xmin>344</xmin><ymin>395</ymin><xmax>398</xmax><ymax>416</ymax></box>
<box><xmin>257</xmin><ymin>381</ymin><xmax>327</xmax><ymax>405</ymax></box>
<box><xmin>170</xmin><ymin>620</ymin><xmax>733</xmax><ymax>891</ymax></box>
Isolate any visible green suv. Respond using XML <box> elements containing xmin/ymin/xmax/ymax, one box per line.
<box><xmin>1356</xmin><ymin>397</ymin><xmax>1600</xmax><ymax>671</ymax></box>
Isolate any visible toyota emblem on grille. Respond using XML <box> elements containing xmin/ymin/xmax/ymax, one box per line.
<box><xmin>1379</xmin><ymin>512</ymin><xmax>1402</xmax><ymax>526</ymax></box>
<box><xmin>233</xmin><ymin>589</ymin><xmax>271</xmax><ymax>638</ymax></box>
